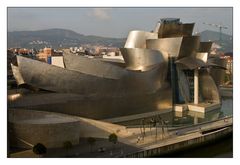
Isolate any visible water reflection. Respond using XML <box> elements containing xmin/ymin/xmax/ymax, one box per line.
<box><xmin>172</xmin><ymin>98</ymin><xmax>232</xmax><ymax>126</ymax></box>
<box><xmin>173</xmin><ymin>108</ymin><xmax>222</xmax><ymax>126</ymax></box>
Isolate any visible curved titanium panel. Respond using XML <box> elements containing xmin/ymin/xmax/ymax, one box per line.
<box><xmin>146</xmin><ymin>36</ymin><xmax>200</xmax><ymax>59</ymax></box>
<box><xmin>124</xmin><ymin>31</ymin><xmax>158</xmax><ymax>48</ymax></box>
<box><xmin>14</xmin><ymin>56</ymin><xmax>169</xmax><ymax>96</ymax></box>
<box><xmin>208</xmin><ymin>57</ymin><xmax>227</xmax><ymax>86</ymax></box>
<box><xmin>176</xmin><ymin>67</ymin><xmax>191</xmax><ymax>103</ymax></box>
<box><xmin>158</xmin><ymin>23</ymin><xmax>194</xmax><ymax>38</ymax></box>
<box><xmin>153</xmin><ymin>22</ymin><xmax>161</xmax><ymax>33</ymax></box>
<box><xmin>16</xmin><ymin>56</ymin><xmax>116</xmax><ymax>95</ymax></box>
<box><xmin>199</xmin><ymin>69</ymin><xmax>221</xmax><ymax>103</ymax></box>
<box><xmin>175</xmin><ymin>57</ymin><xmax>206</xmax><ymax>70</ymax></box>
<box><xmin>198</xmin><ymin>42</ymin><xmax>212</xmax><ymax>53</ymax></box>
<box><xmin>176</xmin><ymin>55</ymin><xmax>226</xmax><ymax>71</ymax></box>
<box><xmin>11</xmin><ymin>63</ymin><xmax>25</xmax><ymax>85</ymax></box>
<box><xmin>196</xmin><ymin>52</ymin><xmax>208</xmax><ymax>63</ymax></box>
<box><xmin>179</xmin><ymin>36</ymin><xmax>200</xmax><ymax>59</ymax></box>
<box><xmin>63</xmin><ymin>53</ymin><xmax>128</xmax><ymax>80</ymax></box>
<box><xmin>120</xmin><ymin>48</ymin><xmax>164</xmax><ymax>71</ymax></box>
<box><xmin>146</xmin><ymin>37</ymin><xmax>182</xmax><ymax>60</ymax></box>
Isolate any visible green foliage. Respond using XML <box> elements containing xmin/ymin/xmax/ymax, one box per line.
<box><xmin>32</xmin><ymin>143</ymin><xmax>47</xmax><ymax>155</ymax></box>
<box><xmin>108</xmin><ymin>133</ymin><xmax>118</xmax><ymax>144</ymax></box>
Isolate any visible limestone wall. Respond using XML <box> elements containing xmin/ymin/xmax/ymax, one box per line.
<box><xmin>8</xmin><ymin>109</ymin><xmax>129</xmax><ymax>149</ymax></box>
<box><xmin>9</xmin><ymin>121</ymin><xmax>80</xmax><ymax>149</ymax></box>
<box><xmin>9</xmin><ymin>109</ymin><xmax>80</xmax><ymax>149</ymax></box>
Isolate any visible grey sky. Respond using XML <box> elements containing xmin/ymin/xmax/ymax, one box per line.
<box><xmin>7</xmin><ymin>7</ymin><xmax>233</xmax><ymax>38</ymax></box>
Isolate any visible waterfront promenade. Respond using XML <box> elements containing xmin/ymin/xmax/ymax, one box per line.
<box><xmin>10</xmin><ymin>116</ymin><xmax>232</xmax><ymax>158</ymax></box>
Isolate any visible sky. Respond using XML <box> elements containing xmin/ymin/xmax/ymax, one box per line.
<box><xmin>7</xmin><ymin>7</ymin><xmax>233</xmax><ymax>38</ymax></box>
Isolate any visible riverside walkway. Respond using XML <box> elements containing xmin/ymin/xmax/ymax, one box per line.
<box><xmin>10</xmin><ymin>116</ymin><xmax>232</xmax><ymax>158</ymax></box>
<box><xmin>124</xmin><ymin>116</ymin><xmax>232</xmax><ymax>157</ymax></box>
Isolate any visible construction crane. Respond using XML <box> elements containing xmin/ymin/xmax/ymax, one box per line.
<box><xmin>203</xmin><ymin>22</ymin><xmax>228</xmax><ymax>42</ymax></box>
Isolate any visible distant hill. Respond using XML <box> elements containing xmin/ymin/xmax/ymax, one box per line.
<box><xmin>197</xmin><ymin>30</ymin><xmax>233</xmax><ymax>52</ymax></box>
<box><xmin>7</xmin><ymin>29</ymin><xmax>232</xmax><ymax>52</ymax></box>
<box><xmin>7</xmin><ymin>28</ymin><xmax>126</xmax><ymax>49</ymax></box>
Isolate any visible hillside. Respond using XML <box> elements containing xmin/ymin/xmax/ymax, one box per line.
<box><xmin>7</xmin><ymin>29</ymin><xmax>232</xmax><ymax>52</ymax></box>
<box><xmin>7</xmin><ymin>28</ymin><xmax>125</xmax><ymax>49</ymax></box>
<box><xmin>197</xmin><ymin>30</ymin><xmax>233</xmax><ymax>52</ymax></box>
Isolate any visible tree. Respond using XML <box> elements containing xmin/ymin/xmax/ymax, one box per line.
<box><xmin>32</xmin><ymin>143</ymin><xmax>47</xmax><ymax>157</ymax></box>
<box><xmin>63</xmin><ymin>141</ymin><xmax>73</xmax><ymax>157</ymax></box>
<box><xmin>108</xmin><ymin>133</ymin><xmax>118</xmax><ymax>150</ymax></box>
<box><xmin>87</xmin><ymin>137</ymin><xmax>96</xmax><ymax>152</ymax></box>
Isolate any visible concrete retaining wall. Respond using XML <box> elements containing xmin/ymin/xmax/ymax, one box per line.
<box><xmin>125</xmin><ymin>126</ymin><xmax>232</xmax><ymax>157</ymax></box>
<box><xmin>9</xmin><ymin>121</ymin><xmax>80</xmax><ymax>149</ymax></box>
<box><xmin>8</xmin><ymin>109</ymin><xmax>128</xmax><ymax>149</ymax></box>
<box><xmin>9</xmin><ymin>109</ymin><xmax>80</xmax><ymax>149</ymax></box>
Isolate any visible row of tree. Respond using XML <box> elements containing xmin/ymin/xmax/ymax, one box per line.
<box><xmin>87</xmin><ymin>133</ymin><xmax>118</xmax><ymax>152</ymax></box>
<box><xmin>32</xmin><ymin>133</ymin><xmax>118</xmax><ymax>157</ymax></box>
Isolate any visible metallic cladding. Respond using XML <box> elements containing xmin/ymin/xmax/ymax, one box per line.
<box><xmin>120</xmin><ymin>48</ymin><xmax>164</xmax><ymax>71</ymax></box>
<box><xmin>10</xmin><ymin>18</ymin><xmax>224</xmax><ymax>120</ymax></box>
<box><xmin>198</xmin><ymin>42</ymin><xmax>213</xmax><ymax>53</ymax></box>
<box><xmin>146</xmin><ymin>36</ymin><xmax>200</xmax><ymax>59</ymax></box>
<box><xmin>11</xmin><ymin>63</ymin><xmax>25</xmax><ymax>85</ymax></box>
<box><xmin>208</xmin><ymin>57</ymin><xmax>227</xmax><ymax>86</ymax></box>
<box><xmin>199</xmin><ymin>69</ymin><xmax>221</xmax><ymax>103</ymax></box>
<box><xmin>63</xmin><ymin>53</ymin><xmax>128</xmax><ymax>80</ymax></box>
<box><xmin>13</xmin><ymin>55</ymin><xmax>169</xmax><ymax>96</ymax></box>
<box><xmin>158</xmin><ymin>23</ymin><xmax>195</xmax><ymax>38</ymax></box>
<box><xmin>124</xmin><ymin>31</ymin><xmax>158</xmax><ymax>49</ymax></box>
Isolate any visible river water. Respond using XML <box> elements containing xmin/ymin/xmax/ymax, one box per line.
<box><xmin>171</xmin><ymin>97</ymin><xmax>233</xmax><ymax>126</ymax></box>
<box><xmin>161</xmin><ymin>97</ymin><xmax>233</xmax><ymax>158</ymax></box>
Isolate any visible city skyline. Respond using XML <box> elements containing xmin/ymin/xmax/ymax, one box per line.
<box><xmin>8</xmin><ymin>7</ymin><xmax>233</xmax><ymax>38</ymax></box>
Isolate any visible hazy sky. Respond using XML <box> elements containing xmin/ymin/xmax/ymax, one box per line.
<box><xmin>7</xmin><ymin>7</ymin><xmax>233</xmax><ymax>38</ymax></box>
